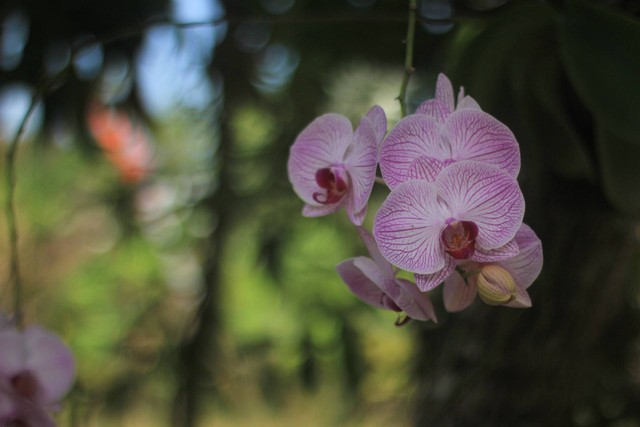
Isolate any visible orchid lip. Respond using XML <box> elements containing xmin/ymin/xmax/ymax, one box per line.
<box><xmin>441</xmin><ymin>220</ymin><xmax>479</xmax><ymax>260</ymax></box>
<box><xmin>11</xmin><ymin>370</ymin><xmax>39</xmax><ymax>399</ymax></box>
<box><xmin>313</xmin><ymin>167</ymin><xmax>349</xmax><ymax>205</ymax></box>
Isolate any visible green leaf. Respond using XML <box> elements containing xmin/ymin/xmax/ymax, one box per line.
<box><xmin>596</xmin><ymin>125</ymin><xmax>640</xmax><ymax>214</ymax></box>
<box><xmin>559</xmin><ymin>0</ymin><xmax>640</xmax><ymax>144</ymax></box>
<box><xmin>529</xmin><ymin>54</ymin><xmax>594</xmax><ymax>180</ymax></box>
<box><xmin>451</xmin><ymin>1</ymin><xmax>594</xmax><ymax>180</ymax></box>
<box><xmin>448</xmin><ymin>2</ymin><xmax>556</xmax><ymax>113</ymax></box>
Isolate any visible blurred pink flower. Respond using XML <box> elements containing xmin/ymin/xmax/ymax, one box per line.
<box><xmin>0</xmin><ymin>325</ymin><xmax>75</xmax><ymax>411</ymax></box>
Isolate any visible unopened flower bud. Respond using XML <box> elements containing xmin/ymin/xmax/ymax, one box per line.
<box><xmin>477</xmin><ymin>265</ymin><xmax>517</xmax><ymax>306</ymax></box>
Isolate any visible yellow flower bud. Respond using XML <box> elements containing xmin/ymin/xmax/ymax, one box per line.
<box><xmin>477</xmin><ymin>265</ymin><xmax>517</xmax><ymax>306</ymax></box>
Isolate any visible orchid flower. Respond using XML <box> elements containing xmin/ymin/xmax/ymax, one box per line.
<box><xmin>288</xmin><ymin>106</ymin><xmax>386</xmax><ymax>225</ymax></box>
<box><xmin>336</xmin><ymin>227</ymin><xmax>437</xmax><ymax>322</ymax></box>
<box><xmin>443</xmin><ymin>223</ymin><xmax>543</xmax><ymax>311</ymax></box>
<box><xmin>373</xmin><ymin>161</ymin><xmax>524</xmax><ymax>291</ymax></box>
<box><xmin>0</xmin><ymin>392</ymin><xmax>55</xmax><ymax>427</ymax></box>
<box><xmin>379</xmin><ymin>74</ymin><xmax>520</xmax><ymax>189</ymax></box>
<box><xmin>0</xmin><ymin>325</ymin><xmax>75</xmax><ymax>411</ymax></box>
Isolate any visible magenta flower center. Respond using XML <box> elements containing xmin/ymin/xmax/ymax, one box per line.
<box><xmin>11</xmin><ymin>371</ymin><xmax>38</xmax><ymax>399</ymax></box>
<box><xmin>440</xmin><ymin>220</ymin><xmax>479</xmax><ymax>259</ymax></box>
<box><xmin>313</xmin><ymin>167</ymin><xmax>349</xmax><ymax>205</ymax></box>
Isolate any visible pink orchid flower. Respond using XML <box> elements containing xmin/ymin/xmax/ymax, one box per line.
<box><xmin>379</xmin><ymin>74</ymin><xmax>520</xmax><ymax>189</ymax></box>
<box><xmin>373</xmin><ymin>161</ymin><xmax>524</xmax><ymax>291</ymax></box>
<box><xmin>288</xmin><ymin>106</ymin><xmax>386</xmax><ymax>225</ymax></box>
<box><xmin>0</xmin><ymin>391</ymin><xmax>55</xmax><ymax>427</ymax></box>
<box><xmin>443</xmin><ymin>223</ymin><xmax>543</xmax><ymax>312</ymax></box>
<box><xmin>337</xmin><ymin>227</ymin><xmax>437</xmax><ymax>322</ymax></box>
<box><xmin>0</xmin><ymin>325</ymin><xmax>75</xmax><ymax>411</ymax></box>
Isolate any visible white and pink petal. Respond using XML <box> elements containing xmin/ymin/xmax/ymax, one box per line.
<box><xmin>337</xmin><ymin>257</ymin><xmax>388</xmax><ymax>310</ymax></box>
<box><xmin>356</xmin><ymin>227</ymin><xmax>394</xmax><ymax>281</ymax></box>
<box><xmin>302</xmin><ymin>202</ymin><xmax>343</xmax><ymax>218</ymax></box>
<box><xmin>288</xmin><ymin>114</ymin><xmax>354</xmax><ymax>204</ymax></box>
<box><xmin>434</xmin><ymin>73</ymin><xmax>455</xmax><ymax>114</ymax></box>
<box><xmin>436</xmin><ymin>161</ymin><xmax>524</xmax><ymax>250</ymax></box>
<box><xmin>23</xmin><ymin>326</ymin><xmax>75</xmax><ymax>405</ymax></box>
<box><xmin>471</xmin><ymin>238</ymin><xmax>519</xmax><ymax>263</ymax></box>
<box><xmin>379</xmin><ymin>115</ymin><xmax>447</xmax><ymax>189</ymax></box>
<box><xmin>373</xmin><ymin>180</ymin><xmax>448</xmax><ymax>274</ymax></box>
<box><xmin>346</xmin><ymin>117</ymin><xmax>379</xmax><ymax>219</ymax></box>
<box><xmin>407</xmin><ymin>156</ymin><xmax>447</xmax><ymax>183</ymax></box>
<box><xmin>393</xmin><ymin>278</ymin><xmax>438</xmax><ymax>322</ymax></box>
<box><xmin>443</xmin><ymin>272</ymin><xmax>478</xmax><ymax>312</ymax></box>
<box><xmin>498</xmin><ymin>223</ymin><xmax>543</xmax><ymax>289</ymax></box>
<box><xmin>414</xmin><ymin>255</ymin><xmax>457</xmax><ymax>292</ymax></box>
<box><xmin>444</xmin><ymin>109</ymin><xmax>520</xmax><ymax>178</ymax></box>
<box><xmin>415</xmin><ymin>99</ymin><xmax>450</xmax><ymax>123</ymax></box>
<box><xmin>362</xmin><ymin>105</ymin><xmax>387</xmax><ymax>146</ymax></box>
<box><xmin>505</xmin><ymin>286</ymin><xmax>532</xmax><ymax>308</ymax></box>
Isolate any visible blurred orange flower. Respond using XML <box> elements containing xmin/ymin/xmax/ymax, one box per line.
<box><xmin>87</xmin><ymin>104</ymin><xmax>153</xmax><ymax>184</ymax></box>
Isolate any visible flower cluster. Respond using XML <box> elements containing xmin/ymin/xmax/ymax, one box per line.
<box><xmin>0</xmin><ymin>313</ymin><xmax>75</xmax><ymax>426</ymax></box>
<box><xmin>288</xmin><ymin>73</ymin><xmax>543</xmax><ymax>322</ymax></box>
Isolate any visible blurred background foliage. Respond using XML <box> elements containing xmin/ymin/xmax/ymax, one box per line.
<box><xmin>0</xmin><ymin>0</ymin><xmax>640</xmax><ymax>426</ymax></box>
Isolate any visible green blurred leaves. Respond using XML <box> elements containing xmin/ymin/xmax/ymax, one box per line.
<box><xmin>559</xmin><ymin>0</ymin><xmax>640</xmax><ymax>144</ymax></box>
<box><xmin>450</xmin><ymin>0</ymin><xmax>640</xmax><ymax>215</ymax></box>
<box><xmin>559</xmin><ymin>0</ymin><xmax>640</xmax><ymax>214</ymax></box>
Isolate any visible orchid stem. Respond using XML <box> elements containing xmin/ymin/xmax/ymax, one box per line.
<box><xmin>4</xmin><ymin>77</ymin><xmax>53</xmax><ymax>328</ymax></box>
<box><xmin>397</xmin><ymin>0</ymin><xmax>417</xmax><ymax>117</ymax></box>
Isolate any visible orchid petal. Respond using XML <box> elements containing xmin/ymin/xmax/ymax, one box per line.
<box><xmin>394</xmin><ymin>278</ymin><xmax>438</xmax><ymax>322</ymax></box>
<box><xmin>444</xmin><ymin>109</ymin><xmax>521</xmax><ymax>178</ymax></box>
<box><xmin>471</xmin><ymin>238</ymin><xmax>519</xmax><ymax>263</ymax></box>
<box><xmin>352</xmin><ymin>257</ymin><xmax>395</xmax><ymax>296</ymax></box>
<box><xmin>379</xmin><ymin>115</ymin><xmax>447</xmax><ymax>189</ymax></box>
<box><xmin>373</xmin><ymin>180</ymin><xmax>447</xmax><ymax>274</ymax></box>
<box><xmin>437</xmin><ymin>161</ymin><xmax>524</xmax><ymax>250</ymax></box>
<box><xmin>0</xmin><ymin>329</ymin><xmax>25</xmax><ymax>376</ymax></box>
<box><xmin>505</xmin><ymin>286</ymin><xmax>532</xmax><ymax>308</ymax></box>
<box><xmin>346</xmin><ymin>117</ymin><xmax>378</xmax><ymax>218</ymax></box>
<box><xmin>499</xmin><ymin>223</ymin><xmax>543</xmax><ymax>289</ymax></box>
<box><xmin>457</xmin><ymin>95</ymin><xmax>481</xmax><ymax>110</ymax></box>
<box><xmin>434</xmin><ymin>73</ymin><xmax>455</xmax><ymax>114</ymax></box>
<box><xmin>414</xmin><ymin>255</ymin><xmax>456</xmax><ymax>291</ymax></box>
<box><xmin>0</xmin><ymin>313</ymin><xmax>12</xmax><ymax>330</ymax></box>
<box><xmin>347</xmin><ymin>204</ymin><xmax>367</xmax><ymax>226</ymax></box>
<box><xmin>288</xmin><ymin>114</ymin><xmax>353</xmax><ymax>204</ymax></box>
<box><xmin>356</xmin><ymin>227</ymin><xmax>394</xmax><ymax>281</ymax></box>
<box><xmin>443</xmin><ymin>272</ymin><xmax>478</xmax><ymax>312</ymax></box>
<box><xmin>302</xmin><ymin>202</ymin><xmax>343</xmax><ymax>218</ymax></box>
<box><xmin>0</xmin><ymin>396</ymin><xmax>56</xmax><ymax>427</ymax></box>
<box><xmin>336</xmin><ymin>258</ymin><xmax>387</xmax><ymax>310</ymax></box>
<box><xmin>363</xmin><ymin>105</ymin><xmax>387</xmax><ymax>146</ymax></box>
<box><xmin>407</xmin><ymin>156</ymin><xmax>447</xmax><ymax>182</ymax></box>
<box><xmin>415</xmin><ymin>99</ymin><xmax>450</xmax><ymax>123</ymax></box>
<box><xmin>24</xmin><ymin>326</ymin><xmax>75</xmax><ymax>404</ymax></box>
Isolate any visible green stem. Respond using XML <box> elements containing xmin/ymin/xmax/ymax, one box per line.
<box><xmin>4</xmin><ymin>77</ymin><xmax>54</xmax><ymax>328</ymax></box>
<box><xmin>398</xmin><ymin>0</ymin><xmax>417</xmax><ymax>117</ymax></box>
